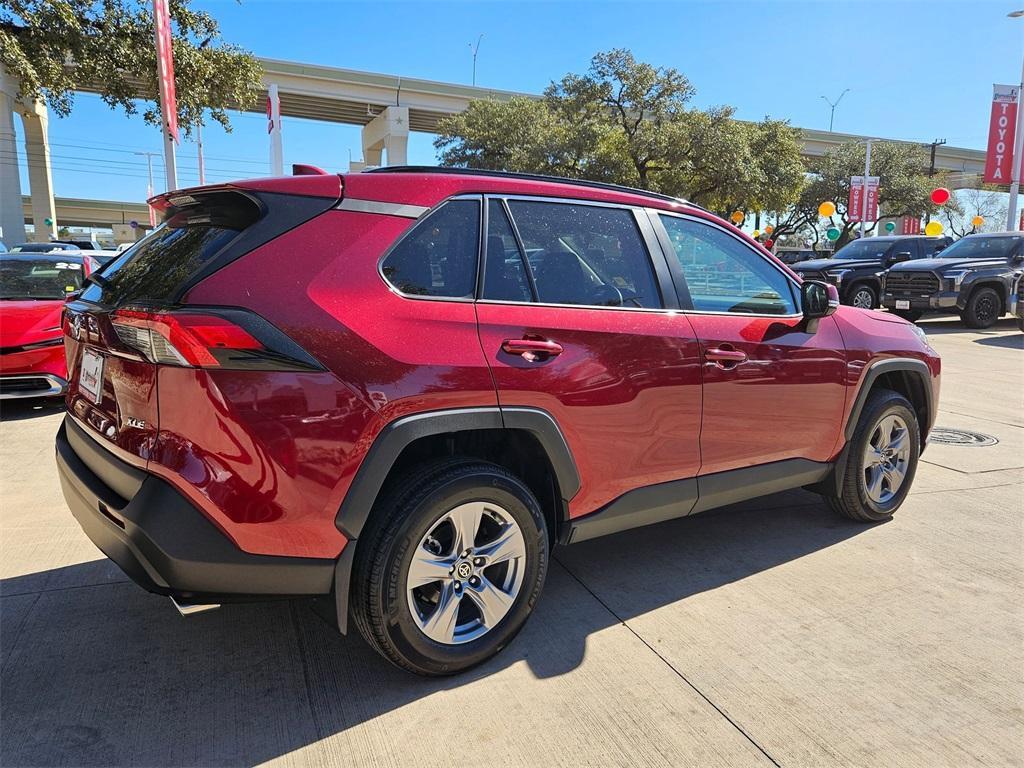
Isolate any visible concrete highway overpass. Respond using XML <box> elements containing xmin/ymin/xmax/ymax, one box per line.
<box><xmin>3</xmin><ymin>57</ymin><xmax>987</xmax><ymax>240</ymax></box>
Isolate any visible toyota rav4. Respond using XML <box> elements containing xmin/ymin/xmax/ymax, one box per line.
<box><xmin>56</xmin><ymin>167</ymin><xmax>940</xmax><ymax>676</ymax></box>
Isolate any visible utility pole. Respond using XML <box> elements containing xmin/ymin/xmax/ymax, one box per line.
<box><xmin>821</xmin><ymin>89</ymin><xmax>850</xmax><ymax>132</ymax></box>
<box><xmin>196</xmin><ymin>120</ymin><xmax>206</xmax><ymax>185</ymax></box>
<box><xmin>927</xmin><ymin>138</ymin><xmax>947</xmax><ymax>177</ymax></box>
<box><xmin>470</xmin><ymin>35</ymin><xmax>483</xmax><ymax>86</ymax></box>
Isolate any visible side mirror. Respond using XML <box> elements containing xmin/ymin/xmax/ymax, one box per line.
<box><xmin>801</xmin><ymin>280</ymin><xmax>839</xmax><ymax>332</ymax></box>
<box><xmin>888</xmin><ymin>250</ymin><xmax>913</xmax><ymax>265</ymax></box>
<box><xmin>1012</xmin><ymin>253</ymin><xmax>1024</xmax><ymax>264</ymax></box>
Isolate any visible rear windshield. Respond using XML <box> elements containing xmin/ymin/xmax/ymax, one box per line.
<box><xmin>1</xmin><ymin>257</ymin><xmax>84</xmax><ymax>300</ymax></box>
<box><xmin>81</xmin><ymin>191</ymin><xmax>259</xmax><ymax>306</ymax></box>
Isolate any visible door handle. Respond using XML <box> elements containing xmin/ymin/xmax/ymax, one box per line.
<box><xmin>705</xmin><ymin>346</ymin><xmax>747</xmax><ymax>367</ymax></box>
<box><xmin>501</xmin><ymin>338</ymin><xmax>563</xmax><ymax>361</ymax></box>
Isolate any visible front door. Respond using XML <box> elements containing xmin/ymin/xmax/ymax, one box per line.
<box><xmin>474</xmin><ymin>197</ymin><xmax>703</xmax><ymax>519</ymax></box>
<box><xmin>653</xmin><ymin>212</ymin><xmax>848</xmax><ymax>476</ymax></box>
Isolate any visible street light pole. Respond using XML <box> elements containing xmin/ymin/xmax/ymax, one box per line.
<box><xmin>861</xmin><ymin>139</ymin><xmax>872</xmax><ymax>239</ymax></box>
<box><xmin>821</xmin><ymin>89</ymin><xmax>850</xmax><ymax>132</ymax></box>
<box><xmin>1007</xmin><ymin>11</ymin><xmax>1024</xmax><ymax>230</ymax></box>
<box><xmin>470</xmin><ymin>35</ymin><xmax>483</xmax><ymax>86</ymax></box>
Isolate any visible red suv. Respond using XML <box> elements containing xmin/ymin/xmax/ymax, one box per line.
<box><xmin>56</xmin><ymin>167</ymin><xmax>940</xmax><ymax>675</ymax></box>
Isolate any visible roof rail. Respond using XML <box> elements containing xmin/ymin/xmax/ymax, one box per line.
<box><xmin>364</xmin><ymin>165</ymin><xmax>698</xmax><ymax>209</ymax></box>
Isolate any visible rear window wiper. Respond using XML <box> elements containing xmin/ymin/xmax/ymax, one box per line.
<box><xmin>84</xmin><ymin>272</ymin><xmax>109</xmax><ymax>289</ymax></box>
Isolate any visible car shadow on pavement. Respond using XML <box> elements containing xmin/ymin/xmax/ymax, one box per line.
<box><xmin>916</xmin><ymin>317</ymin><xmax>1018</xmax><ymax>336</ymax></box>
<box><xmin>973</xmin><ymin>333</ymin><xmax>1023</xmax><ymax>349</ymax></box>
<box><xmin>0</xmin><ymin>398</ymin><xmax>65</xmax><ymax>422</ymax></box>
<box><xmin>0</xmin><ymin>491</ymin><xmax>872</xmax><ymax>767</ymax></box>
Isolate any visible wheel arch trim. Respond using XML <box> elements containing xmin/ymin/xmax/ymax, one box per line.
<box><xmin>844</xmin><ymin>357</ymin><xmax>934</xmax><ymax>443</ymax></box>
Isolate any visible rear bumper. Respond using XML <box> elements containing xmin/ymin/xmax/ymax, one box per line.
<box><xmin>56</xmin><ymin>417</ymin><xmax>334</xmax><ymax>600</ymax></box>
<box><xmin>0</xmin><ymin>373</ymin><xmax>67</xmax><ymax>399</ymax></box>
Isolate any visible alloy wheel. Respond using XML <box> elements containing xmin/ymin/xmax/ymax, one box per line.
<box><xmin>975</xmin><ymin>295</ymin><xmax>997</xmax><ymax>324</ymax></box>
<box><xmin>407</xmin><ymin>501</ymin><xmax>527</xmax><ymax>645</ymax></box>
<box><xmin>862</xmin><ymin>414</ymin><xmax>911</xmax><ymax>504</ymax></box>
<box><xmin>852</xmin><ymin>288</ymin><xmax>875</xmax><ymax>309</ymax></box>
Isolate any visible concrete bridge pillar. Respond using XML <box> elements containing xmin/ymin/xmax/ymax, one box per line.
<box><xmin>361</xmin><ymin>106</ymin><xmax>409</xmax><ymax>168</ymax></box>
<box><xmin>0</xmin><ymin>66</ymin><xmax>56</xmax><ymax>244</ymax></box>
<box><xmin>0</xmin><ymin>68</ymin><xmax>26</xmax><ymax>246</ymax></box>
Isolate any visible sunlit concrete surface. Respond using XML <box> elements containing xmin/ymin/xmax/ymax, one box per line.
<box><xmin>1</xmin><ymin>316</ymin><xmax>1021</xmax><ymax>767</ymax></box>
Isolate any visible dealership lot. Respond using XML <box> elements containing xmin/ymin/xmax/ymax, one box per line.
<box><xmin>1</xmin><ymin>316</ymin><xmax>1021</xmax><ymax>768</ymax></box>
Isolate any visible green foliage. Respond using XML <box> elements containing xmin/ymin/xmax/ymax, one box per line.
<box><xmin>435</xmin><ymin>48</ymin><xmax>805</xmax><ymax>216</ymax></box>
<box><xmin>0</xmin><ymin>0</ymin><xmax>261</xmax><ymax>135</ymax></box>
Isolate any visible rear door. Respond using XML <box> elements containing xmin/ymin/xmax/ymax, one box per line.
<box><xmin>652</xmin><ymin>212</ymin><xmax>847</xmax><ymax>475</ymax></box>
<box><xmin>475</xmin><ymin>197</ymin><xmax>703</xmax><ymax>520</ymax></box>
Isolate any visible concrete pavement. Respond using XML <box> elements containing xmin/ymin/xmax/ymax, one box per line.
<box><xmin>1</xmin><ymin>316</ymin><xmax>1021</xmax><ymax>767</ymax></box>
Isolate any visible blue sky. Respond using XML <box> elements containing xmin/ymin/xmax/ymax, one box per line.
<box><xmin>13</xmin><ymin>0</ymin><xmax>1023</xmax><ymax>204</ymax></box>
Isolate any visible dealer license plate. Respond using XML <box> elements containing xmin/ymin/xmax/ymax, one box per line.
<box><xmin>895</xmin><ymin>300</ymin><xmax>910</xmax><ymax>310</ymax></box>
<box><xmin>79</xmin><ymin>348</ymin><xmax>105</xmax><ymax>404</ymax></box>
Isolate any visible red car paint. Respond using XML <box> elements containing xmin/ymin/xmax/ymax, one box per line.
<box><xmin>59</xmin><ymin>169</ymin><xmax>940</xmax><ymax>572</ymax></box>
<box><xmin>1</xmin><ymin>254</ymin><xmax>94</xmax><ymax>397</ymax></box>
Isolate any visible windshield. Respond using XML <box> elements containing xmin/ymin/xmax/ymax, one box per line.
<box><xmin>933</xmin><ymin>235</ymin><xmax>1022</xmax><ymax>260</ymax></box>
<box><xmin>0</xmin><ymin>257</ymin><xmax>84</xmax><ymax>300</ymax></box>
<box><xmin>10</xmin><ymin>243</ymin><xmax>78</xmax><ymax>254</ymax></box>
<box><xmin>830</xmin><ymin>239</ymin><xmax>894</xmax><ymax>260</ymax></box>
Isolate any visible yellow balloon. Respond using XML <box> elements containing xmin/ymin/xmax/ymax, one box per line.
<box><xmin>818</xmin><ymin>201</ymin><xmax>836</xmax><ymax>217</ymax></box>
<box><xmin>764</xmin><ymin>225</ymin><xmax>774</xmax><ymax>234</ymax></box>
<box><xmin>753</xmin><ymin>229</ymin><xmax>761</xmax><ymax>238</ymax></box>
<box><xmin>924</xmin><ymin>221</ymin><xmax>943</xmax><ymax>236</ymax></box>
<box><xmin>730</xmin><ymin>211</ymin><xmax>744</xmax><ymax>224</ymax></box>
<box><xmin>971</xmin><ymin>215</ymin><xmax>984</xmax><ymax>228</ymax></box>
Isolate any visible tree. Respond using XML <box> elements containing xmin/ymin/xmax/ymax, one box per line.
<box><xmin>0</xmin><ymin>0</ymin><xmax>261</xmax><ymax>135</ymax></box>
<box><xmin>434</xmin><ymin>49</ymin><xmax>805</xmax><ymax>216</ymax></box>
<box><xmin>771</xmin><ymin>142</ymin><xmax>940</xmax><ymax>248</ymax></box>
<box><xmin>941</xmin><ymin>181</ymin><xmax>1008</xmax><ymax>237</ymax></box>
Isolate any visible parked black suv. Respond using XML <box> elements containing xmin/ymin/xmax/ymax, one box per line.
<box><xmin>792</xmin><ymin>235</ymin><xmax>953</xmax><ymax>309</ymax></box>
<box><xmin>881</xmin><ymin>232</ymin><xmax>1024</xmax><ymax>327</ymax></box>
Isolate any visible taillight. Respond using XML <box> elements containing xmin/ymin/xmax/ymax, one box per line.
<box><xmin>110</xmin><ymin>308</ymin><xmax>323</xmax><ymax>371</ymax></box>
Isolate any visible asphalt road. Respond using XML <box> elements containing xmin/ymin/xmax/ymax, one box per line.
<box><xmin>1</xmin><ymin>316</ymin><xmax>1021</xmax><ymax>768</ymax></box>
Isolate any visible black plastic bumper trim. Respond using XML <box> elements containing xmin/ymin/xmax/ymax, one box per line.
<box><xmin>57</xmin><ymin>419</ymin><xmax>335</xmax><ymax>599</ymax></box>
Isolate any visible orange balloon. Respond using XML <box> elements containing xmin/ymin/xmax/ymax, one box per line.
<box><xmin>818</xmin><ymin>201</ymin><xmax>836</xmax><ymax>217</ymax></box>
<box><xmin>730</xmin><ymin>211</ymin><xmax>744</xmax><ymax>224</ymax></box>
<box><xmin>764</xmin><ymin>225</ymin><xmax>774</xmax><ymax>234</ymax></box>
<box><xmin>971</xmin><ymin>215</ymin><xmax>984</xmax><ymax>228</ymax></box>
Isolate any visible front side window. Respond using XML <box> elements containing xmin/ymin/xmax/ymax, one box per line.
<box><xmin>381</xmin><ymin>199</ymin><xmax>480</xmax><ymax>298</ymax></box>
<box><xmin>505</xmin><ymin>200</ymin><xmax>661</xmax><ymax>308</ymax></box>
<box><xmin>659</xmin><ymin>215</ymin><xmax>797</xmax><ymax>315</ymax></box>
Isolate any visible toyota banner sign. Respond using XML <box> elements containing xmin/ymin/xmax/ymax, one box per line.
<box><xmin>984</xmin><ymin>83</ymin><xmax>1019</xmax><ymax>184</ymax></box>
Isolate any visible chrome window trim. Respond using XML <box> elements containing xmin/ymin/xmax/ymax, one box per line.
<box><xmin>336</xmin><ymin>198</ymin><xmax>429</xmax><ymax>219</ymax></box>
<box><xmin>475</xmin><ymin>298</ymin><xmax>682</xmax><ymax>314</ymax></box>
<box><xmin>653</xmin><ymin>209</ymin><xmax>803</xmax><ymax>317</ymax></box>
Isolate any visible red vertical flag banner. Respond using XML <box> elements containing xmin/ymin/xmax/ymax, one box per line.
<box><xmin>153</xmin><ymin>0</ymin><xmax>179</xmax><ymax>144</ymax></box>
<box><xmin>848</xmin><ymin>178</ymin><xmax>864</xmax><ymax>223</ymax></box>
<box><xmin>984</xmin><ymin>84</ymin><xmax>1018</xmax><ymax>184</ymax></box>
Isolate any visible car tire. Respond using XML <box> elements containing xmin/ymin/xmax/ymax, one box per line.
<box><xmin>849</xmin><ymin>283</ymin><xmax>878</xmax><ymax>310</ymax></box>
<box><xmin>960</xmin><ymin>286</ymin><xmax>1002</xmax><ymax>329</ymax></box>
<box><xmin>351</xmin><ymin>458</ymin><xmax>548</xmax><ymax>676</ymax></box>
<box><xmin>893</xmin><ymin>309</ymin><xmax>924</xmax><ymax>323</ymax></box>
<box><xmin>825</xmin><ymin>389</ymin><xmax>920</xmax><ymax>523</ymax></box>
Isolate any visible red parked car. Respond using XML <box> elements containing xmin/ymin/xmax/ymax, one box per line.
<box><xmin>1</xmin><ymin>251</ymin><xmax>96</xmax><ymax>399</ymax></box>
<box><xmin>56</xmin><ymin>168</ymin><xmax>940</xmax><ymax>675</ymax></box>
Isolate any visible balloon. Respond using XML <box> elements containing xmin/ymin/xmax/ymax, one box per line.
<box><xmin>764</xmin><ymin>238</ymin><xmax>774</xmax><ymax>249</ymax></box>
<box><xmin>826</xmin><ymin>227</ymin><xmax>841</xmax><ymax>241</ymax></box>
<box><xmin>971</xmin><ymin>215</ymin><xmax>984</xmax><ymax>228</ymax></box>
<box><xmin>764</xmin><ymin>225</ymin><xmax>774</xmax><ymax>234</ymax></box>
<box><xmin>753</xmin><ymin>229</ymin><xmax>761</xmax><ymax>238</ymax></box>
<box><xmin>924</xmin><ymin>221</ymin><xmax>944</xmax><ymax>236</ymax></box>
<box><xmin>730</xmin><ymin>211</ymin><xmax>744</xmax><ymax>224</ymax></box>
<box><xmin>884</xmin><ymin>221</ymin><xmax>896</xmax><ymax>233</ymax></box>
<box><xmin>930</xmin><ymin>187</ymin><xmax>951</xmax><ymax>205</ymax></box>
<box><xmin>818</xmin><ymin>201</ymin><xmax>836</xmax><ymax>217</ymax></box>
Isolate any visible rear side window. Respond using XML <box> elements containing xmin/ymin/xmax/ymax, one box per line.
<box><xmin>381</xmin><ymin>199</ymin><xmax>480</xmax><ymax>298</ymax></box>
<box><xmin>482</xmin><ymin>200</ymin><xmax>533</xmax><ymax>302</ymax></box>
<box><xmin>505</xmin><ymin>200</ymin><xmax>661</xmax><ymax>308</ymax></box>
<box><xmin>81</xmin><ymin>191</ymin><xmax>259</xmax><ymax>306</ymax></box>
